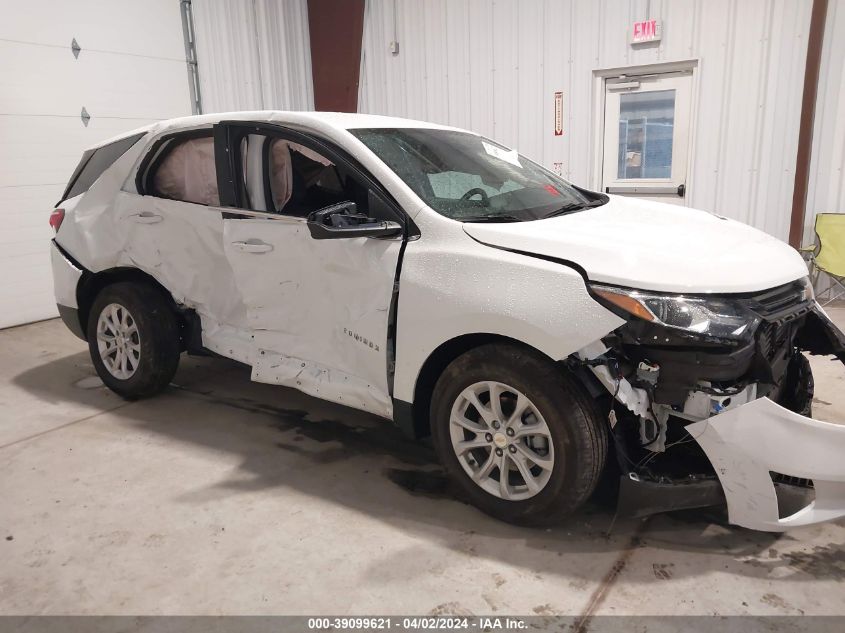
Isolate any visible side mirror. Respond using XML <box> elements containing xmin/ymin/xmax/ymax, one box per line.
<box><xmin>306</xmin><ymin>201</ymin><xmax>403</xmax><ymax>240</ymax></box>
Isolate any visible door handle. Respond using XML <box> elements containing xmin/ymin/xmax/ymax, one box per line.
<box><xmin>230</xmin><ymin>240</ymin><xmax>273</xmax><ymax>254</ymax></box>
<box><xmin>129</xmin><ymin>212</ymin><xmax>163</xmax><ymax>224</ymax></box>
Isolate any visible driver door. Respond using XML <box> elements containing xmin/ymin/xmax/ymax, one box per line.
<box><xmin>216</xmin><ymin>122</ymin><xmax>405</xmax><ymax>418</ymax></box>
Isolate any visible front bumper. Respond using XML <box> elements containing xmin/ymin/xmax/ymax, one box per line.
<box><xmin>688</xmin><ymin>397</ymin><xmax>845</xmax><ymax>531</ymax></box>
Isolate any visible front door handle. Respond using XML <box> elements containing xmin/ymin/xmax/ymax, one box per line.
<box><xmin>129</xmin><ymin>212</ymin><xmax>163</xmax><ymax>224</ymax></box>
<box><xmin>230</xmin><ymin>240</ymin><xmax>273</xmax><ymax>254</ymax></box>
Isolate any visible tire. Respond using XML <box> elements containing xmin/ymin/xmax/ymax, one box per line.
<box><xmin>87</xmin><ymin>282</ymin><xmax>181</xmax><ymax>399</ymax></box>
<box><xmin>430</xmin><ymin>343</ymin><xmax>607</xmax><ymax>526</ymax></box>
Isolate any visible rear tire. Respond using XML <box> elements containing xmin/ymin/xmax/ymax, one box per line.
<box><xmin>430</xmin><ymin>343</ymin><xmax>607</xmax><ymax>526</ymax></box>
<box><xmin>87</xmin><ymin>282</ymin><xmax>180</xmax><ymax>399</ymax></box>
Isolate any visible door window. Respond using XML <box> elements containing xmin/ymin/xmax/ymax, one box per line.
<box><xmin>232</xmin><ymin>132</ymin><xmax>389</xmax><ymax>220</ymax></box>
<box><xmin>617</xmin><ymin>90</ymin><xmax>675</xmax><ymax>179</ymax></box>
<box><xmin>148</xmin><ymin>134</ymin><xmax>220</xmax><ymax>206</ymax></box>
<box><xmin>267</xmin><ymin>139</ymin><xmax>347</xmax><ymax>216</ymax></box>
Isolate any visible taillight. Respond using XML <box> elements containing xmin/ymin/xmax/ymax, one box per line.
<box><xmin>49</xmin><ymin>208</ymin><xmax>65</xmax><ymax>233</ymax></box>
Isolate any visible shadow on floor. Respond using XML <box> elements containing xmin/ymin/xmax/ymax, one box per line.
<box><xmin>12</xmin><ymin>349</ymin><xmax>845</xmax><ymax>585</ymax></box>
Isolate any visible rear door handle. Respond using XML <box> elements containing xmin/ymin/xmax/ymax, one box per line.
<box><xmin>129</xmin><ymin>212</ymin><xmax>163</xmax><ymax>224</ymax></box>
<box><xmin>230</xmin><ymin>240</ymin><xmax>273</xmax><ymax>254</ymax></box>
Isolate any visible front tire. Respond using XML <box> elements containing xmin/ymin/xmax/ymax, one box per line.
<box><xmin>430</xmin><ymin>343</ymin><xmax>607</xmax><ymax>526</ymax></box>
<box><xmin>87</xmin><ymin>282</ymin><xmax>181</xmax><ymax>399</ymax></box>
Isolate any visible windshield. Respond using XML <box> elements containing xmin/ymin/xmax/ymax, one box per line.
<box><xmin>351</xmin><ymin>128</ymin><xmax>603</xmax><ymax>221</ymax></box>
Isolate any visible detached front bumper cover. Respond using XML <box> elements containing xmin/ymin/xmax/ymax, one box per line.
<box><xmin>688</xmin><ymin>397</ymin><xmax>845</xmax><ymax>531</ymax></box>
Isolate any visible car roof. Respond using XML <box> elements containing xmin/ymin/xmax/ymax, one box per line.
<box><xmin>85</xmin><ymin>111</ymin><xmax>468</xmax><ymax>151</ymax></box>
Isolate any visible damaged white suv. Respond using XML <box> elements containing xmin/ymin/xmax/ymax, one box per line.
<box><xmin>50</xmin><ymin>112</ymin><xmax>845</xmax><ymax>531</ymax></box>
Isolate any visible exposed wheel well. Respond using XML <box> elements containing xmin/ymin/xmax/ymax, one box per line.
<box><xmin>408</xmin><ymin>334</ymin><xmax>558</xmax><ymax>439</ymax></box>
<box><xmin>76</xmin><ymin>268</ymin><xmax>183</xmax><ymax>344</ymax></box>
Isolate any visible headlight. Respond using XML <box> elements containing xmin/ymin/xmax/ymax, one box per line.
<box><xmin>591</xmin><ymin>284</ymin><xmax>760</xmax><ymax>341</ymax></box>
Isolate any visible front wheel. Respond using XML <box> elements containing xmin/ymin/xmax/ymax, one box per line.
<box><xmin>430</xmin><ymin>343</ymin><xmax>607</xmax><ymax>526</ymax></box>
<box><xmin>87</xmin><ymin>282</ymin><xmax>181</xmax><ymax>399</ymax></box>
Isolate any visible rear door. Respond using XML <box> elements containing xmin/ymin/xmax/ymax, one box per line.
<box><xmin>216</xmin><ymin>122</ymin><xmax>405</xmax><ymax>418</ymax></box>
<box><xmin>117</xmin><ymin>129</ymin><xmax>249</xmax><ymax>361</ymax></box>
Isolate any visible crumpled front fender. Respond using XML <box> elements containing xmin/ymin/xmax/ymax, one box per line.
<box><xmin>688</xmin><ymin>397</ymin><xmax>845</xmax><ymax>531</ymax></box>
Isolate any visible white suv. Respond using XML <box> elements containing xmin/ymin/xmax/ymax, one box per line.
<box><xmin>50</xmin><ymin>112</ymin><xmax>845</xmax><ymax>531</ymax></box>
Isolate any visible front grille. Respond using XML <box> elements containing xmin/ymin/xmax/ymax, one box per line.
<box><xmin>757</xmin><ymin>321</ymin><xmax>792</xmax><ymax>361</ymax></box>
<box><xmin>742</xmin><ymin>280</ymin><xmax>811</xmax><ymax>322</ymax></box>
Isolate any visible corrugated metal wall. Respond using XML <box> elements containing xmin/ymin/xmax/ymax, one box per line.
<box><xmin>191</xmin><ymin>0</ymin><xmax>314</xmax><ymax>112</ymax></box>
<box><xmin>359</xmin><ymin>0</ymin><xmax>813</xmax><ymax>241</ymax></box>
<box><xmin>806</xmin><ymin>0</ymin><xmax>845</xmax><ymax>243</ymax></box>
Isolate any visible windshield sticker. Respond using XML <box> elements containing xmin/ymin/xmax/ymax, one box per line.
<box><xmin>543</xmin><ymin>184</ymin><xmax>561</xmax><ymax>196</ymax></box>
<box><xmin>482</xmin><ymin>141</ymin><xmax>521</xmax><ymax>168</ymax></box>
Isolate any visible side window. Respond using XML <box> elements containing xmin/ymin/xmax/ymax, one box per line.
<box><xmin>265</xmin><ymin>139</ymin><xmax>353</xmax><ymax>217</ymax></box>
<box><xmin>148</xmin><ymin>135</ymin><xmax>219</xmax><ymax>206</ymax></box>
<box><xmin>61</xmin><ymin>132</ymin><xmax>145</xmax><ymax>203</ymax></box>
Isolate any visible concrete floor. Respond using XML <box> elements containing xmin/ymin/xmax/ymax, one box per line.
<box><xmin>1</xmin><ymin>310</ymin><xmax>845</xmax><ymax>617</ymax></box>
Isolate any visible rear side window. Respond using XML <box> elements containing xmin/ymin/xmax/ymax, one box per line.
<box><xmin>148</xmin><ymin>135</ymin><xmax>219</xmax><ymax>206</ymax></box>
<box><xmin>61</xmin><ymin>132</ymin><xmax>146</xmax><ymax>202</ymax></box>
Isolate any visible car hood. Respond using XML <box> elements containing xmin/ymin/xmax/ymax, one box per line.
<box><xmin>462</xmin><ymin>195</ymin><xmax>808</xmax><ymax>294</ymax></box>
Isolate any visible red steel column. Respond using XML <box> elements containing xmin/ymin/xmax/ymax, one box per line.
<box><xmin>307</xmin><ymin>0</ymin><xmax>366</xmax><ymax>112</ymax></box>
<box><xmin>789</xmin><ymin>0</ymin><xmax>829</xmax><ymax>248</ymax></box>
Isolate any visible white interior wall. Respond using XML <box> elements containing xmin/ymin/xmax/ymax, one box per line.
<box><xmin>805</xmin><ymin>0</ymin><xmax>845</xmax><ymax>245</ymax></box>
<box><xmin>191</xmin><ymin>0</ymin><xmax>314</xmax><ymax>113</ymax></box>
<box><xmin>359</xmin><ymin>0</ymin><xmax>813</xmax><ymax>242</ymax></box>
<box><xmin>0</xmin><ymin>0</ymin><xmax>192</xmax><ymax>329</ymax></box>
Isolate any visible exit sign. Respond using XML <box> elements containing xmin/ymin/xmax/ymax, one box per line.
<box><xmin>631</xmin><ymin>19</ymin><xmax>662</xmax><ymax>44</ymax></box>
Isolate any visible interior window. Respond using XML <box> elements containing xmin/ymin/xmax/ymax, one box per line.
<box><xmin>150</xmin><ymin>135</ymin><xmax>219</xmax><ymax>206</ymax></box>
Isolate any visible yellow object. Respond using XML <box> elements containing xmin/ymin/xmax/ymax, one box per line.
<box><xmin>814</xmin><ymin>213</ymin><xmax>845</xmax><ymax>278</ymax></box>
<box><xmin>804</xmin><ymin>213</ymin><xmax>845</xmax><ymax>304</ymax></box>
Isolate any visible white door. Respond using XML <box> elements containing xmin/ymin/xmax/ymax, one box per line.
<box><xmin>117</xmin><ymin>131</ymin><xmax>250</xmax><ymax>362</ymax></box>
<box><xmin>0</xmin><ymin>0</ymin><xmax>192</xmax><ymax>328</ymax></box>
<box><xmin>217</xmin><ymin>124</ymin><xmax>404</xmax><ymax>419</ymax></box>
<box><xmin>223</xmin><ymin>218</ymin><xmax>401</xmax><ymax>418</ymax></box>
<box><xmin>602</xmin><ymin>71</ymin><xmax>693</xmax><ymax>205</ymax></box>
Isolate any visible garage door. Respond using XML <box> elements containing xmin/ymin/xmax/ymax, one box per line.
<box><xmin>0</xmin><ymin>0</ymin><xmax>192</xmax><ymax>329</ymax></box>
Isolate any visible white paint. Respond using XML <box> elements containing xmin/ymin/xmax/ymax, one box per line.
<box><xmin>358</xmin><ymin>0</ymin><xmax>813</xmax><ymax>242</ymax></box>
<box><xmin>688</xmin><ymin>397</ymin><xmax>845</xmax><ymax>532</ymax></box>
<box><xmin>462</xmin><ymin>194</ymin><xmax>808</xmax><ymax>294</ymax></box>
<box><xmin>50</xmin><ymin>110</ymin><xmax>845</xmax><ymax>531</ymax></box>
<box><xmin>190</xmin><ymin>0</ymin><xmax>314</xmax><ymax>113</ymax></box>
<box><xmin>392</xmin><ymin>216</ymin><xmax>626</xmax><ymax>404</ymax></box>
<box><xmin>222</xmin><ymin>216</ymin><xmax>401</xmax><ymax>418</ymax></box>
<box><xmin>0</xmin><ymin>0</ymin><xmax>192</xmax><ymax>328</ymax></box>
<box><xmin>49</xmin><ymin>243</ymin><xmax>82</xmax><ymax>309</ymax></box>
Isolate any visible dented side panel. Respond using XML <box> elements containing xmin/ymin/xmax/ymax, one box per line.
<box><xmin>222</xmin><ymin>217</ymin><xmax>402</xmax><ymax>419</ymax></box>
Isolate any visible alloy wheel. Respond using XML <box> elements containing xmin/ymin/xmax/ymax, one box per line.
<box><xmin>449</xmin><ymin>381</ymin><xmax>554</xmax><ymax>501</ymax></box>
<box><xmin>96</xmin><ymin>303</ymin><xmax>141</xmax><ymax>380</ymax></box>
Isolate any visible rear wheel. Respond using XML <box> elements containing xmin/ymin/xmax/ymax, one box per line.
<box><xmin>430</xmin><ymin>343</ymin><xmax>607</xmax><ymax>526</ymax></box>
<box><xmin>87</xmin><ymin>282</ymin><xmax>180</xmax><ymax>399</ymax></box>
